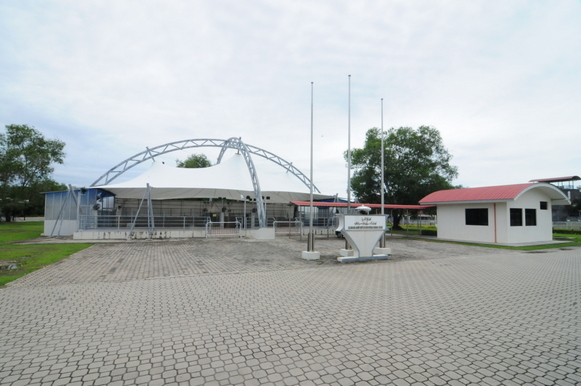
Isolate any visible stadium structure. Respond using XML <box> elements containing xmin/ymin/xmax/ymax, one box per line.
<box><xmin>44</xmin><ymin>137</ymin><xmax>339</xmax><ymax>239</ymax></box>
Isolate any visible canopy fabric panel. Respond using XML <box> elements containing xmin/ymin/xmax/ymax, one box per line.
<box><xmin>95</xmin><ymin>154</ymin><xmax>332</xmax><ymax>203</ymax></box>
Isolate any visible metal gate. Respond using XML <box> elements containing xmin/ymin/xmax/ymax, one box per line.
<box><xmin>205</xmin><ymin>221</ymin><xmax>242</xmax><ymax>237</ymax></box>
<box><xmin>273</xmin><ymin>220</ymin><xmax>302</xmax><ymax>236</ymax></box>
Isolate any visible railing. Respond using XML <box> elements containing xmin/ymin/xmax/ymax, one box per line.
<box><xmin>298</xmin><ymin>217</ymin><xmax>340</xmax><ymax>238</ymax></box>
<box><xmin>235</xmin><ymin>216</ymin><xmax>256</xmax><ymax>229</ymax></box>
<box><xmin>301</xmin><ymin>217</ymin><xmax>339</xmax><ymax>228</ymax></box>
<box><xmin>235</xmin><ymin>216</ymin><xmax>262</xmax><ymax>229</ymax></box>
<box><xmin>553</xmin><ymin>221</ymin><xmax>581</xmax><ymax>230</ymax></box>
<box><xmin>78</xmin><ymin>215</ymin><xmax>211</xmax><ymax>231</ymax></box>
<box><xmin>273</xmin><ymin>220</ymin><xmax>302</xmax><ymax>236</ymax></box>
<box><xmin>77</xmin><ymin>214</ymin><xmax>346</xmax><ymax>237</ymax></box>
<box><xmin>206</xmin><ymin>221</ymin><xmax>242</xmax><ymax>237</ymax></box>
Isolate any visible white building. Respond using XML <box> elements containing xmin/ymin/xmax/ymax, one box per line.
<box><xmin>419</xmin><ymin>183</ymin><xmax>570</xmax><ymax>245</ymax></box>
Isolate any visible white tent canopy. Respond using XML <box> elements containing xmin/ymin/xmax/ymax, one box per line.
<box><xmin>95</xmin><ymin>153</ymin><xmax>333</xmax><ymax>203</ymax></box>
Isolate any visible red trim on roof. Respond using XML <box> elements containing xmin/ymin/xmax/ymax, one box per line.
<box><xmin>419</xmin><ymin>183</ymin><xmax>536</xmax><ymax>204</ymax></box>
<box><xmin>291</xmin><ymin>201</ymin><xmax>433</xmax><ymax>210</ymax></box>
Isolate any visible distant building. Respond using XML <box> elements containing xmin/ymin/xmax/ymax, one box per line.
<box><xmin>419</xmin><ymin>183</ymin><xmax>570</xmax><ymax>245</ymax></box>
<box><xmin>529</xmin><ymin>176</ymin><xmax>580</xmax><ymax>221</ymax></box>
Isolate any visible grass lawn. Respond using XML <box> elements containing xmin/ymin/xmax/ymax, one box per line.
<box><xmin>395</xmin><ymin>225</ymin><xmax>581</xmax><ymax>250</ymax></box>
<box><xmin>0</xmin><ymin>222</ymin><xmax>92</xmax><ymax>287</ymax></box>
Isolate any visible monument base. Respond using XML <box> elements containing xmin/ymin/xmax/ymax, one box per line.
<box><xmin>337</xmin><ymin>254</ymin><xmax>389</xmax><ymax>263</ymax></box>
<box><xmin>339</xmin><ymin>249</ymin><xmax>354</xmax><ymax>257</ymax></box>
<box><xmin>374</xmin><ymin>247</ymin><xmax>391</xmax><ymax>256</ymax></box>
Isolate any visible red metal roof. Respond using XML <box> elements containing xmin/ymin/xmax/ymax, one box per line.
<box><xmin>419</xmin><ymin>183</ymin><xmax>536</xmax><ymax>204</ymax></box>
<box><xmin>291</xmin><ymin>201</ymin><xmax>433</xmax><ymax>210</ymax></box>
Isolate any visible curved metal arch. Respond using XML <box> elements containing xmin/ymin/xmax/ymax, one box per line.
<box><xmin>90</xmin><ymin>138</ymin><xmax>320</xmax><ymax>193</ymax></box>
<box><xmin>216</xmin><ymin>139</ymin><xmax>316</xmax><ymax>192</ymax></box>
<box><xmin>222</xmin><ymin>138</ymin><xmax>266</xmax><ymax>227</ymax></box>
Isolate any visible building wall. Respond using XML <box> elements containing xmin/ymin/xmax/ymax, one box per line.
<box><xmin>495</xmin><ymin>202</ymin><xmax>509</xmax><ymax>243</ymax></box>
<box><xmin>437</xmin><ymin>203</ymin><xmax>496</xmax><ymax>243</ymax></box>
<box><xmin>43</xmin><ymin>220</ymin><xmax>78</xmax><ymax>236</ymax></box>
<box><xmin>505</xmin><ymin>189</ymin><xmax>553</xmax><ymax>244</ymax></box>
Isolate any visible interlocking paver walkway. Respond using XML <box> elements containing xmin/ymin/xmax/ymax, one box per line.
<box><xmin>1</xmin><ymin>237</ymin><xmax>579</xmax><ymax>385</ymax></box>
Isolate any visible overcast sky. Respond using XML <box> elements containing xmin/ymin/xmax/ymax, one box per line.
<box><xmin>1</xmin><ymin>0</ymin><xmax>580</xmax><ymax>198</ymax></box>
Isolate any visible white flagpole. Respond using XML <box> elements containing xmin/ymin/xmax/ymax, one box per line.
<box><xmin>308</xmin><ymin>82</ymin><xmax>315</xmax><ymax>252</ymax></box>
<box><xmin>302</xmin><ymin>81</ymin><xmax>320</xmax><ymax>260</ymax></box>
<box><xmin>380</xmin><ymin>98</ymin><xmax>386</xmax><ymax>248</ymax></box>
<box><xmin>347</xmin><ymin>75</ymin><xmax>352</xmax><ymax>211</ymax></box>
<box><xmin>381</xmin><ymin>98</ymin><xmax>385</xmax><ymax>215</ymax></box>
<box><xmin>345</xmin><ymin>75</ymin><xmax>352</xmax><ymax>251</ymax></box>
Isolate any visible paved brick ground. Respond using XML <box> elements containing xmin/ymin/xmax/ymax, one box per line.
<box><xmin>1</xmin><ymin>237</ymin><xmax>579</xmax><ymax>385</ymax></box>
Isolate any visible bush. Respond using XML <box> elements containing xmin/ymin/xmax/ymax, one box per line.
<box><xmin>553</xmin><ymin>229</ymin><xmax>581</xmax><ymax>235</ymax></box>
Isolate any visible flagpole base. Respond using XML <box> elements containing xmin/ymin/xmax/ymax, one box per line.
<box><xmin>301</xmin><ymin>251</ymin><xmax>320</xmax><ymax>260</ymax></box>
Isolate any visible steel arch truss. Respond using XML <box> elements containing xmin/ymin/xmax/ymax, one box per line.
<box><xmin>90</xmin><ymin>137</ymin><xmax>319</xmax><ymax>228</ymax></box>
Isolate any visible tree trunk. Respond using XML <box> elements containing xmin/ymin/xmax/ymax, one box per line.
<box><xmin>392</xmin><ymin>213</ymin><xmax>403</xmax><ymax>230</ymax></box>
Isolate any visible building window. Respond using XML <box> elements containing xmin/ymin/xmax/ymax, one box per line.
<box><xmin>510</xmin><ymin>208</ymin><xmax>523</xmax><ymax>226</ymax></box>
<box><xmin>525</xmin><ymin>209</ymin><xmax>537</xmax><ymax>226</ymax></box>
<box><xmin>465</xmin><ymin>208</ymin><xmax>488</xmax><ymax>226</ymax></box>
<box><xmin>540</xmin><ymin>201</ymin><xmax>548</xmax><ymax>210</ymax></box>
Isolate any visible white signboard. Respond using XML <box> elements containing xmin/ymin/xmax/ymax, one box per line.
<box><xmin>344</xmin><ymin>215</ymin><xmax>386</xmax><ymax>231</ymax></box>
<box><xmin>336</xmin><ymin>214</ymin><xmax>389</xmax><ymax>262</ymax></box>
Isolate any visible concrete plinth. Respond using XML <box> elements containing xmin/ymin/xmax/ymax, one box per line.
<box><xmin>339</xmin><ymin>249</ymin><xmax>354</xmax><ymax>257</ymax></box>
<box><xmin>374</xmin><ymin>247</ymin><xmax>391</xmax><ymax>256</ymax></box>
<box><xmin>247</xmin><ymin>228</ymin><xmax>275</xmax><ymax>240</ymax></box>
<box><xmin>301</xmin><ymin>251</ymin><xmax>320</xmax><ymax>260</ymax></box>
<box><xmin>337</xmin><ymin>254</ymin><xmax>389</xmax><ymax>263</ymax></box>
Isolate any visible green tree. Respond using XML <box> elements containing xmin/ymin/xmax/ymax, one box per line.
<box><xmin>348</xmin><ymin>126</ymin><xmax>458</xmax><ymax>228</ymax></box>
<box><xmin>176</xmin><ymin>154</ymin><xmax>212</xmax><ymax>168</ymax></box>
<box><xmin>0</xmin><ymin>124</ymin><xmax>65</xmax><ymax>221</ymax></box>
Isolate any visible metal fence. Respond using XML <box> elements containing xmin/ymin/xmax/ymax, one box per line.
<box><xmin>553</xmin><ymin>221</ymin><xmax>581</xmax><ymax>230</ymax></box>
<box><xmin>273</xmin><ymin>220</ymin><xmax>302</xmax><ymax>236</ymax></box>
<box><xmin>76</xmin><ymin>214</ymin><xmax>343</xmax><ymax>238</ymax></box>
<box><xmin>205</xmin><ymin>221</ymin><xmax>242</xmax><ymax>238</ymax></box>
<box><xmin>300</xmin><ymin>217</ymin><xmax>339</xmax><ymax>228</ymax></box>
<box><xmin>78</xmin><ymin>215</ymin><xmax>211</xmax><ymax>231</ymax></box>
